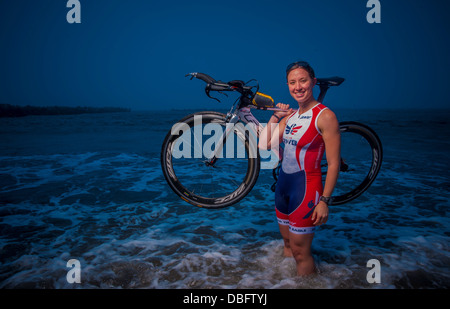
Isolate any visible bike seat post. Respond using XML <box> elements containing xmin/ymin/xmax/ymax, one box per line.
<box><xmin>317</xmin><ymin>84</ymin><xmax>329</xmax><ymax>103</ymax></box>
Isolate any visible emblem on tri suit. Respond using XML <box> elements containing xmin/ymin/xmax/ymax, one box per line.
<box><xmin>302</xmin><ymin>200</ymin><xmax>316</xmax><ymax>219</ymax></box>
<box><xmin>285</xmin><ymin>124</ymin><xmax>302</xmax><ymax>135</ymax></box>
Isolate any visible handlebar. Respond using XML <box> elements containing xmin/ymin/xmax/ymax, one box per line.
<box><xmin>186</xmin><ymin>71</ymin><xmax>345</xmax><ymax>107</ymax></box>
<box><xmin>186</xmin><ymin>72</ymin><xmax>256</xmax><ymax>102</ymax></box>
<box><xmin>186</xmin><ymin>72</ymin><xmax>217</xmax><ymax>84</ymax></box>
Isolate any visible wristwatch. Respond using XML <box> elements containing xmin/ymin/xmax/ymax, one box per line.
<box><xmin>320</xmin><ymin>196</ymin><xmax>331</xmax><ymax>205</ymax></box>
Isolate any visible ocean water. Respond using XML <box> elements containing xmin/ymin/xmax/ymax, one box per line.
<box><xmin>0</xmin><ymin>108</ymin><xmax>449</xmax><ymax>289</ymax></box>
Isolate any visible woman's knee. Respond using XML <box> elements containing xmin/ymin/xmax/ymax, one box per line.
<box><xmin>289</xmin><ymin>233</ymin><xmax>314</xmax><ymax>260</ymax></box>
<box><xmin>290</xmin><ymin>245</ymin><xmax>311</xmax><ymax>261</ymax></box>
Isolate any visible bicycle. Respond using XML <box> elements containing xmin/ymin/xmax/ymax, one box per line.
<box><xmin>161</xmin><ymin>72</ymin><xmax>383</xmax><ymax>208</ymax></box>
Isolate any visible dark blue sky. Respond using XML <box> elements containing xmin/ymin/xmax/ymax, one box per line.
<box><xmin>1</xmin><ymin>0</ymin><xmax>449</xmax><ymax>110</ymax></box>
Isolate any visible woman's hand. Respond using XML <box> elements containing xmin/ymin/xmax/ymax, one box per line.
<box><xmin>312</xmin><ymin>202</ymin><xmax>329</xmax><ymax>225</ymax></box>
<box><xmin>273</xmin><ymin>103</ymin><xmax>293</xmax><ymax>119</ymax></box>
<box><xmin>259</xmin><ymin>103</ymin><xmax>293</xmax><ymax>150</ymax></box>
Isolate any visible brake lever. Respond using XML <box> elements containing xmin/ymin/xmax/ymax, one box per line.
<box><xmin>205</xmin><ymin>86</ymin><xmax>221</xmax><ymax>103</ymax></box>
<box><xmin>218</xmin><ymin>91</ymin><xmax>228</xmax><ymax>98</ymax></box>
<box><xmin>185</xmin><ymin>72</ymin><xmax>196</xmax><ymax>80</ymax></box>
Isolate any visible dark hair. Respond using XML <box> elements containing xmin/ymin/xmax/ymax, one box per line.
<box><xmin>286</xmin><ymin>61</ymin><xmax>315</xmax><ymax>80</ymax></box>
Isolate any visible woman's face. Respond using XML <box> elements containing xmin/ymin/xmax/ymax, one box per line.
<box><xmin>287</xmin><ymin>67</ymin><xmax>316</xmax><ymax>104</ymax></box>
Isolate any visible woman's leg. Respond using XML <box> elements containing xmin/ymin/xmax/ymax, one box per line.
<box><xmin>278</xmin><ymin>223</ymin><xmax>293</xmax><ymax>257</ymax></box>
<box><xmin>289</xmin><ymin>232</ymin><xmax>316</xmax><ymax>276</ymax></box>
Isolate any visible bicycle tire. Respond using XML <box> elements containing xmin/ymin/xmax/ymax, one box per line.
<box><xmin>271</xmin><ymin>121</ymin><xmax>383</xmax><ymax>205</ymax></box>
<box><xmin>161</xmin><ymin>111</ymin><xmax>261</xmax><ymax>208</ymax></box>
<box><xmin>327</xmin><ymin>121</ymin><xmax>383</xmax><ymax>205</ymax></box>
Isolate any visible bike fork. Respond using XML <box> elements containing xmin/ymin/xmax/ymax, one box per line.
<box><xmin>204</xmin><ymin>113</ymin><xmax>240</xmax><ymax>167</ymax></box>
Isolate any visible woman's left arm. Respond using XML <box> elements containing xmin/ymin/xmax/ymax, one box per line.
<box><xmin>312</xmin><ymin>109</ymin><xmax>341</xmax><ymax>225</ymax></box>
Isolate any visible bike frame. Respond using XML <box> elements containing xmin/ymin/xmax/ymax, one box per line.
<box><xmin>205</xmin><ymin>102</ymin><xmax>282</xmax><ymax>170</ymax></box>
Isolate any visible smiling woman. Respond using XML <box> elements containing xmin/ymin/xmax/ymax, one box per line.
<box><xmin>286</xmin><ymin>63</ymin><xmax>317</xmax><ymax>105</ymax></box>
<box><xmin>259</xmin><ymin>60</ymin><xmax>341</xmax><ymax>276</ymax></box>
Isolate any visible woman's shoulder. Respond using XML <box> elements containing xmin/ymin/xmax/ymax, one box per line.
<box><xmin>317</xmin><ymin>105</ymin><xmax>339</xmax><ymax>132</ymax></box>
<box><xmin>317</xmin><ymin>105</ymin><xmax>337</xmax><ymax>120</ymax></box>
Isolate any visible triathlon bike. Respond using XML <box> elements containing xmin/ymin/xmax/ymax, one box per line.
<box><xmin>161</xmin><ymin>73</ymin><xmax>382</xmax><ymax>208</ymax></box>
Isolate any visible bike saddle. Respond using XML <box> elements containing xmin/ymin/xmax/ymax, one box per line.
<box><xmin>316</xmin><ymin>76</ymin><xmax>345</xmax><ymax>87</ymax></box>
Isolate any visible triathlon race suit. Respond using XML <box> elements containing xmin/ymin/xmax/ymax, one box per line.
<box><xmin>275</xmin><ymin>103</ymin><xmax>327</xmax><ymax>234</ymax></box>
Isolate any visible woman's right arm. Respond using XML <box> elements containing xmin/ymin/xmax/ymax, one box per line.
<box><xmin>258</xmin><ymin>103</ymin><xmax>292</xmax><ymax>150</ymax></box>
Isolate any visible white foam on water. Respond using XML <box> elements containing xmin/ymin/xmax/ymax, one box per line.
<box><xmin>1</xmin><ymin>110</ymin><xmax>450</xmax><ymax>289</ymax></box>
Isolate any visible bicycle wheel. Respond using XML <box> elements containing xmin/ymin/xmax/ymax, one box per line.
<box><xmin>161</xmin><ymin>111</ymin><xmax>261</xmax><ymax>208</ymax></box>
<box><xmin>323</xmin><ymin>121</ymin><xmax>383</xmax><ymax>205</ymax></box>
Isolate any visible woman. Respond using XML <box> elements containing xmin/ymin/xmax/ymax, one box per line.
<box><xmin>259</xmin><ymin>61</ymin><xmax>341</xmax><ymax>276</ymax></box>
